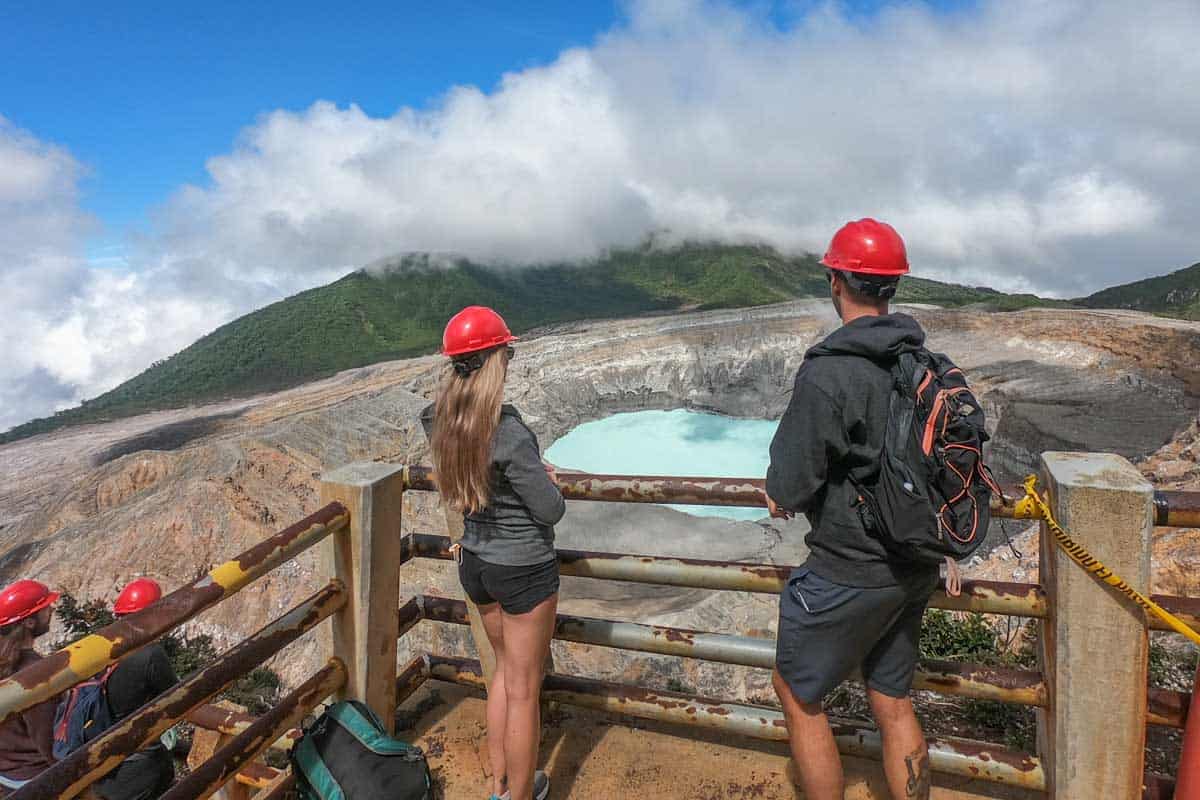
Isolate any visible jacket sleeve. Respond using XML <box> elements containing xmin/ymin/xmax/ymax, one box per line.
<box><xmin>501</xmin><ymin>422</ymin><xmax>567</xmax><ymax>526</ymax></box>
<box><xmin>23</xmin><ymin>696</ymin><xmax>58</xmax><ymax>763</ymax></box>
<box><xmin>766</xmin><ymin>368</ymin><xmax>849</xmax><ymax>513</ymax></box>
<box><xmin>147</xmin><ymin>645</ymin><xmax>179</xmax><ymax>696</ymax></box>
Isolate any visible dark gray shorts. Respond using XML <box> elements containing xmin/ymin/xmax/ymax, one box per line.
<box><xmin>775</xmin><ymin>565</ymin><xmax>939</xmax><ymax>705</ymax></box>
<box><xmin>458</xmin><ymin>548</ymin><xmax>559</xmax><ymax>615</ymax></box>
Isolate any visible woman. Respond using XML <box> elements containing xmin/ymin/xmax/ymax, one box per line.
<box><xmin>421</xmin><ymin>306</ymin><xmax>564</xmax><ymax>800</ymax></box>
<box><xmin>0</xmin><ymin>580</ymin><xmax>60</xmax><ymax>794</ymax></box>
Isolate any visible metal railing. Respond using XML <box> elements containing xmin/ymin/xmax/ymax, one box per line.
<box><xmin>0</xmin><ymin>459</ymin><xmax>1195</xmax><ymax>798</ymax></box>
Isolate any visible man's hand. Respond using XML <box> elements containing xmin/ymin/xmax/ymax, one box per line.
<box><xmin>766</xmin><ymin>494</ymin><xmax>793</xmax><ymax>520</ymax></box>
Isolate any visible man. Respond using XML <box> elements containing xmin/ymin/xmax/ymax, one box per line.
<box><xmin>0</xmin><ymin>580</ymin><xmax>60</xmax><ymax>793</ymax></box>
<box><xmin>766</xmin><ymin>219</ymin><xmax>938</xmax><ymax>800</ymax></box>
<box><xmin>95</xmin><ymin>578</ymin><xmax>177</xmax><ymax>800</ymax></box>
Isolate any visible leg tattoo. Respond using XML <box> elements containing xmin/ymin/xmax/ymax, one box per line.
<box><xmin>904</xmin><ymin>748</ymin><xmax>931</xmax><ymax>800</ymax></box>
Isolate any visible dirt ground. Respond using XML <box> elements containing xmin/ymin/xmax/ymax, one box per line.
<box><xmin>398</xmin><ymin>681</ymin><xmax>1039</xmax><ymax>800</ymax></box>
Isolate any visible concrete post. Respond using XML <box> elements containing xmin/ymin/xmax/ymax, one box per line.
<box><xmin>1038</xmin><ymin>452</ymin><xmax>1153</xmax><ymax>799</ymax></box>
<box><xmin>320</xmin><ymin>462</ymin><xmax>405</xmax><ymax>733</ymax></box>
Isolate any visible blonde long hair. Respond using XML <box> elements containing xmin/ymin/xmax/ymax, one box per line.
<box><xmin>430</xmin><ymin>346</ymin><xmax>510</xmax><ymax>513</ymax></box>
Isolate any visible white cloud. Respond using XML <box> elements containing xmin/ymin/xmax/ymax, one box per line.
<box><xmin>4</xmin><ymin>0</ymin><xmax>1200</xmax><ymax>431</ymax></box>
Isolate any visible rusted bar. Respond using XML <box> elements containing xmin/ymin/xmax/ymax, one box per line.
<box><xmin>1156</xmin><ymin>490</ymin><xmax>1200</xmax><ymax>528</ymax></box>
<box><xmin>398</xmin><ymin>596</ymin><xmax>423</xmax><ymax>640</ymax></box>
<box><xmin>426</xmin><ymin>655</ymin><xmax>1045</xmax><ymax>790</ymax></box>
<box><xmin>1144</xmin><ymin>773</ymin><xmax>1176</xmax><ymax>800</ymax></box>
<box><xmin>405</xmin><ymin>465</ymin><xmax>1034</xmax><ymax>520</ymax></box>
<box><xmin>233</xmin><ymin>761</ymin><xmax>284</xmax><ymax>789</ymax></box>
<box><xmin>420</xmin><ymin>595</ymin><xmax>1048</xmax><ymax>706</ymax></box>
<box><xmin>187</xmin><ymin>704</ymin><xmax>301</xmax><ymax>754</ymax></box>
<box><xmin>1147</xmin><ymin>687</ymin><xmax>1190</xmax><ymax>729</ymax></box>
<box><xmin>1151</xmin><ymin>593</ymin><xmax>1200</xmax><ymax>633</ymax></box>
<box><xmin>411</xmin><ymin>534</ymin><xmax>1047</xmax><ymax>618</ymax></box>
<box><xmin>161</xmin><ymin>659</ymin><xmax>346</xmax><ymax>800</ymax></box>
<box><xmin>0</xmin><ymin>503</ymin><xmax>349</xmax><ymax>725</ymax></box>
<box><xmin>13</xmin><ymin>583</ymin><xmax>345</xmax><ymax>800</ymax></box>
<box><xmin>396</xmin><ymin>654</ymin><xmax>430</xmax><ymax>707</ymax></box>
<box><xmin>255</xmin><ymin>769</ymin><xmax>297</xmax><ymax>800</ymax></box>
<box><xmin>409</xmin><ymin>464</ymin><xmax>1200</xmax><ymax>528</ymax></box>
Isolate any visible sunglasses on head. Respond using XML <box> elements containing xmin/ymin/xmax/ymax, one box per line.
<box><xmin>452</xmin><ymin>344</ymin><xmax>515</xmax><ymax>377</ymax></box>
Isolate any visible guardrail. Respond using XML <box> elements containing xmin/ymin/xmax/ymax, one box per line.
<box><xmin>2</xmin><ymin>452</ymin><xmax>1196</xmax><ymax>798</ymax></box>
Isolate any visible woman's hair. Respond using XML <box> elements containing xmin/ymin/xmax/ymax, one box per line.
<box><xmin>430</xmin><ymin>346</ymin><xmax>510</xmax><ymax>513</ymax></box>
<box><xmin>0</xmin><ymin>620</ymin><xmax>34</xmax><ymax>678</ymax></box>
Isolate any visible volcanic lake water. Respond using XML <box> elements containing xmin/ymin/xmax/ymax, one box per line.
<box><xmin>543</xmin><ymin>409</ymin><xmax>777</xmax><ymax>521</ymax></box>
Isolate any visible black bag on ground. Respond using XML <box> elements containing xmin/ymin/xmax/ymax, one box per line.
<box><xmin>291</xmin><ymin>700</ymin><xmax>432</xmax><ymax>800</ymax></box>
<box><xmin>848</xmin><ymin>348</ymin><xmax>1001</xmax><ymax>565</ymax></box>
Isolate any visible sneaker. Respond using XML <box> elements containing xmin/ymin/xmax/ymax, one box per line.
<box><xmin>500</xmin><ymin>770</ymin><xmax>549</xmax><ymax>800</ymax></box>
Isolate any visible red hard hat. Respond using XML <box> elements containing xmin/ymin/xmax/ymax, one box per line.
<box><xmin>821</xmin><ymin>218</ymin><xmax>909</xmax><ymax>277</ymax></box>
<box><xmin>0</xmin><ymin>580</ymin><xmax>59</xmax><ymax>628</ymax></box>
<box><xmin>442</xmin><ymin>306</ymin><xmax>517</xmax><ymax>357</ymax></box>
<box><xmin>114</xmin><ymin>578</ymin><xmax>162</xmax><ymax>616</ymax></box>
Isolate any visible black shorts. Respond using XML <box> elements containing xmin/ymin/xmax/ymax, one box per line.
<box><xmin>775</xmin><ymin>565</ymin><xmax>939</xmax><ymax>705</ymax></box>
<box><xmin>458</xmin><ymin>548</ymin><xmax>559</xmax><ymax>615</ymax></box>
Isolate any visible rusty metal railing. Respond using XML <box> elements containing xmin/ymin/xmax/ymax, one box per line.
<box><xmin>405</xmin><ymin>464</ymin><xmax>1200</xmax><ymax>526</ymax></box>
<box><xmin>7</xmin><ymin>503</ymin><xmax>352</xmax><ymax>799</ymax></box>
<box><xmin>395</xmin><ymin>465</ymin><xmax>1200</xmax><ymax>795</ymax></box>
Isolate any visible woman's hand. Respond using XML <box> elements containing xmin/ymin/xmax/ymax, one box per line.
<box><xmin>766</xmin><ymin>494</ymin><xmax>793</xmax><ymax>520</ymax></box>
<box><xmin>542</xmin><ymin>459</ymin><xmax>560</xmax><ymax>484</ymax></box>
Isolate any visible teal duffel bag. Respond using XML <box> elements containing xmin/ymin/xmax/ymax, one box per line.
<box><xmin>292</xmin><ymin>701</ymin><xmax>432</xmax><ymax>800</ymax></box>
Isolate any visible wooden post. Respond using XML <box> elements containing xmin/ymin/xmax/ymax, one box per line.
<box><xmin>1038</xmin><ymin>452</ymin><xmax>1152</xmax><ymax>799</ymax></box>
<box><xmin>320</xmin><ymin>462</ymin><xmax>405</xmax><ymax>733</ymax></box>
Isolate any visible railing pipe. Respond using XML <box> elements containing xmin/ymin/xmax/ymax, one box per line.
<box><xmin>410</xmin><ymin>534</ymin><xmax>1048</xmax><ymax>618</ymax></box>
<box><xmin>160</xmin><ymin>659</ymin><xmax>346</xmax><ymax>800</ymax></box>
<box><xmin>0</xmin><ymin>503</ymin><xmax>348</xmax><ymax>725</ymax></box>
<box><xmin>13</xmin><ymin>583</ymin><xmax>345</xmax><ymax>800</ymax></box>
<box><xmin>426</xmin><ymin>655</ymin><xmax>1045</xmax><ymax>790</ymax></box>
<box><xmin>419</xmin><ymin>594</ymin><xmax>1047</xmax><ymax>707</ymax></box>
<box><xmin>407</xmin><ymin>464</ymin><xmax>1200</xmax><ymax>527</ymax></box>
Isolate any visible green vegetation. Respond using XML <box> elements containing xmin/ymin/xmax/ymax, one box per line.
<box><xmin>1077</xmin><ymin>261</ymin><xmax>1200</xmax><ymax>320</ymax></box>
<box><xmin>54</xmin><ymin>592</ymin><xmax>283</xmax><ymax>713</ymax></box>
<box><xmin>5</xmin><ymin>241</ymin><xmax>1195</xmax><ymax>445</ymax></box>
<box><xmin>919</xmin><ymin>610</ymin><xmax>1038</xmax><ymax>750</ymax></box>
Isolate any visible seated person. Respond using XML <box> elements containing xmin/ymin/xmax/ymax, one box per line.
<box><xmin>94</xmin><ymin>579</ymin><xmax>177</xmax><ymax>800</ymax></box>
<box><xmin>0</xmin><ymin>580</ymin><xmax>60</xmax><ymax>793</ymax></box>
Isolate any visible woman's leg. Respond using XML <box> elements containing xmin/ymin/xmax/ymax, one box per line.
<box><xmin>498</xmin><ymin>593</ymin><xmax>557</xmax><ymax>800</ymax></box>
<box><xmin>476</xmin><ymin>600</ymin><xmax>509</xmax><ymax>798</ymax></box>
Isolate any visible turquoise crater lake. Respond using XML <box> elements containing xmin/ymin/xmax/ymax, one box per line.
<box><xmin>543</xmin><ymin>409</ymin><xmax>778</xmax><ymax>521</ymax></box>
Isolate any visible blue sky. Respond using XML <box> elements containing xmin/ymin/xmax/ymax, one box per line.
<box><xmin>1</xmin><ymin>0</ymin><xmax>619</xmax><ymax>250</ymax></box>
<box><xmin>1</xmin><ymin>0</ymin><xmax>972</xmax><ymax>259</ymax></box>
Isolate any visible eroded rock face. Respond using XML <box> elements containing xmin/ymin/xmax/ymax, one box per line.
<box><xmin>0</xmin><ymin>303</ymin><xmax>1197</xmax><ymax>689</ymax></box>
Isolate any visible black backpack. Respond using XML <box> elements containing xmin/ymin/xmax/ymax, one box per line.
<box><xmin>849</xmin><ymin>348</ymin><xmax>1000</xmax><ymax>565</ymax></box>
<box><xmin>292</xmin><ymin>701</ymin><xmax>432</xmax><ymax>800</ymax></box>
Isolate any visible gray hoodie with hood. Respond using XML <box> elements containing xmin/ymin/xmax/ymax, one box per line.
<box><xmin>766</xmin><ymin>313</ymin><xmax>936</xmax><ymax>587</ymax></box>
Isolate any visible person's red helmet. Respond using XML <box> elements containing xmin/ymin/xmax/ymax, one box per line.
<box><xmin>821</xmin><ymin>218</ymin><xmax>909</xmax><ymax>277</ymax></box>
<box><xmin>442</xmin><ymin>306</ymin><xmax>517</xmax><ymax>357</ymax></box>
<box><xmin>0</xmin><ymin>580</ymin><xmax>59</xmax><ymax>627</ymax></box>
<box><xmin>113</xmin><ymin>578</ymin><xmax>162</xmax><ymax>616</ymax></box>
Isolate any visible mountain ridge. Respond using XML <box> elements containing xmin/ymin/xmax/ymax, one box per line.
<box><xmin>3</xmin><ymin>242</ymin><xmax>1195</xmax><ymax>444</ymax></box>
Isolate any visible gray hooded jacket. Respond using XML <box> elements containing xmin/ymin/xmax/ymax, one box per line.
<box><xmin>420</xmin><ymin>403</ymin><xmax>565</xmax><ymax>566</ymax></box>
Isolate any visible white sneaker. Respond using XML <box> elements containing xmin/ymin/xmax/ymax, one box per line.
<box><xmin>500</xmin><ymin>770</ymin><xmax>550</xmax><ymax>800</ymax></box>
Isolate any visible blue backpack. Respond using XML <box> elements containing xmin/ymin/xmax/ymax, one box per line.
<box><xmin>52</xmin><ymin>664</ymin><xmax>118</xmax><ymax>759</ymax></box>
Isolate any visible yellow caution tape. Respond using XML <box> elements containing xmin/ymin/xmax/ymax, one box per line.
<box><xmin>1021</xmin><ymin>474</ymin><xmax>1200</xmax><ymax>648</ymax></box>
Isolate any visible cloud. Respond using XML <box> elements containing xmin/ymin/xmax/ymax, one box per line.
<box><xmin>5</xmin><ymin>0</ymin><xmax>1200</xmax><ymax>431</ymax></box>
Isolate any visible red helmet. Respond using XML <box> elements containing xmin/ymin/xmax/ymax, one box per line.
<box><xmin>821</xmin><ymin>218</ymin><xmax>909</xmax><ymax>277</ymax></box>
<box><xmin>442</xmin><ymin>306</ymin><xmax>517</xmax><ymax>357</ymax></box>
<box><xmin>0</xmin><ymin>580</ymin><xmax>59</xmax><ymax>627</ymax></box>
<box><xmin>114</xmin><ymin>578</ymin><xmax>162</xmax><ymax>616</ymax></box>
